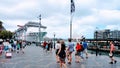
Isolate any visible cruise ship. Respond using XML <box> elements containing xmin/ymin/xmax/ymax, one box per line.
<box><xmin>26</xmin><ymin>32</ymin><xmax>47</xmax><ymax>43</ymax></box>
<box><xmin>13</xmin><ymin>22</ymin><xmax>47</xmax><ymax>43</ymax></box>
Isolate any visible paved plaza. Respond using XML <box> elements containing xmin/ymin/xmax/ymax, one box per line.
<box><xmin>0</xmin><ymin>44</ymin><xmax>120</xmax><ymax>68</ymax></box>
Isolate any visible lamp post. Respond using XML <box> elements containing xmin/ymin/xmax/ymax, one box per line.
<box><xmin>53</xmin><ymin>32</ymin><xmax>56</xmax><ymax>49</ymax></box>
<box><xmin>95</xmin><ymin>30</ymin><xmax>98</xmax><ymax>56</ymax></box>
<box><xmin>106</xmin><ymin>30</ymin><xmax>110</xmax><ymax>48</ymax></box>
<box><xmin>38</xmin><ymin>14</ymin><xmax>41</xmax><ymax>46</ymax></box>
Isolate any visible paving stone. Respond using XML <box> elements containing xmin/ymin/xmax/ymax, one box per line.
<box><xmin>0</xmin><ymin>45</ymin><xmax>120</xmax><ymax>68</ymax></box>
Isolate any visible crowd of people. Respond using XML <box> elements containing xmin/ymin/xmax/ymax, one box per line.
<box><xmin>42</xmin><ymin>38</ymin><xmax>117</xmax><ymax>68</ymax></box>
<box><xmin>42</xmin><ymin>38</ymin><xmax>89</xmax><ymax>68</ymax></box>
<box><xmin>43</xmin><ymin>40</ymin><xmax>53</xmax><ymax>52</ymax></box>
<box><xmin>0</xmin><ymin>39</ymin><xmax>26</xmax><ymax>58</ymax></box>
<box><xmin>0</xmin><ymin>38</ymin><xmax>117</xmax><ymax>68</ymax></box>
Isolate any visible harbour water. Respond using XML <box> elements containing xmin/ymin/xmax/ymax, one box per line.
<box><xmin>64</xmin><ymin>41</ymin><xmax>120</xmax><ymax>57</ymax></box>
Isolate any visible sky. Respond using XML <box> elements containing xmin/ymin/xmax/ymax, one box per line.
<box><xmin>0</xmin><ymin>0</ymin><xmax>120</xmax><ymax>39</ymax></box>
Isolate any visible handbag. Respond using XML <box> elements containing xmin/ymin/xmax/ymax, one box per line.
<box><xmin>5</xmin><ymin>52</ymin><xmax>12</xmax><ymax>58</ymax></box>
<box><xmin>109</xmin><ymin>53</ymin><xmax>113</xmax><ymax>56</ymax></box>
<box><xmin>46</xmin><ymin>45</ymin><xmax>48</xmax><ymax>49</ymax></box>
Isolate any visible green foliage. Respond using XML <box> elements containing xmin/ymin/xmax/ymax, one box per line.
<box><xmin>0</xmin><ymin>20</ymin><xmax>13</xmax><ymax>39</ymax></box>
<box><xmin>0</xmin><ymin>21</ymin><xmax>3</xmax><ymax>30</ymax></box>
<box><xmin>0</xmin><ymin>30</ymin><xmax>13</xmax><ymax>39</ymax></box>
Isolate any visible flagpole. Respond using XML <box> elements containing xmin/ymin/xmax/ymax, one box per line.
<box><xmin>70</xmin><ymin>0</ymin><xmax>75</xmax><ymax>39</ymax></box>
<box><xmin>70</xmin><ymin>13</ymin><xmax>73</xmax><ymax>39</ymax></box>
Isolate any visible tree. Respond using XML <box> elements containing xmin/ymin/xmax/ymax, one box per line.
<box><xmin>0</xmin><ymin>21</ymin><xmax>3</xmax><ymax>31</ymax></box>
<box><xmin>0</xmin><ymin>21</ymin><xmax>5</xmax><ymax>32</ymax></box>
<box><xmin>0</xmin><ymin>30</ymin><xmax>13</xmax><ymax>39</ymax></box>
<box><xmin>0</xmin><ymin>21</ymin><xmax>13</xmax><ymax>39</ymax></box>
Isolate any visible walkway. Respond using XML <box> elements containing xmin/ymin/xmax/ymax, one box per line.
<box><xmin>0</xmin><ymin>44</ymin><xmax>120</xmax><ymax>68</ymax></box>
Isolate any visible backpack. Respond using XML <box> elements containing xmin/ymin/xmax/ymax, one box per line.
<box><xmin>76</xmin><ymin>44</ymin><xmax>84</xmax><ymax>52</ymax></box>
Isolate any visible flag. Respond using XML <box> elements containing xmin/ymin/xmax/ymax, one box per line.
<box><xmin>71</xmin><ymin>0</ymin><xmax>75</xmax><ymax>14</ymax></box>
<box><xmin>39</xmin><ymin>14</ymin><xmax>41</xmax><ymax>20</ymax></box>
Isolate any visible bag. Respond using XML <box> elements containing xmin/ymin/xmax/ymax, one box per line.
<box><xmin>46</xmin><ymin>45</ymin><xmax>48</xmax><ymax>49</ymax></box>
<box><xmin>77</xmin><ymin>45</ymin><xmax>84</xmax><ymax>52</ymax></box>
<box><xmin>81</xmin><ymin>45</ymin><xmax>84</xmax><ymax>51</ymax></box>
<box><xmin>109</xmin><ymin>53</ymin><xmax>113</xmax><ymax>56</ymax></box>
<box><xmin>5</xmin><ymin>52</ymin><xmax>12</xmax><ymax>58</ymax></box>
<box><xmin>59</xmin><ymin>51</ymin><xmax>66</xmax><ymax>58</ymax></box>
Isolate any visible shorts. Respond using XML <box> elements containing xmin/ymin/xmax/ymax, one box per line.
<box><xmin>83</xmin><ymin>49</ymin><xmax>88</xmax><ymax>53</ymax></box>
<box><xmin>109</xmin><ymin>52</ymin><xmax>114</xmax><ymax>58</ymax></box>
<box><xmin>56</xmin><ymin>49</ymin><xmax>59</xmax><ymax>55</ymax></box>
<box><xmin>43</xmin><ymin>46</ymin><xmax>45</xmax><ymax>49</ymax></box>
<box><xmin>68</xmin><ymin>51</ymin><xmax>72</xmax><ymax>54</ymax></box>
<box><xmin>75</xmin><ymin>51</ymin><xmax>81</xmax><ymax>56</ymax></box>
<box><xmin>59</xmin><ymin>57</ymin><xmax>66</xmax><ymax>63</ymax></box>
<box><xmin>17</xmin><ymin>48</ymin><xmax>20</xmax><ymax>50</ymax></box>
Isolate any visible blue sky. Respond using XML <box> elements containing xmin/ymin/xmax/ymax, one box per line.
<box><xmin>0</xmin><ymin>0</ymin><xmax>120</xmax><ymax>39</ymax></box>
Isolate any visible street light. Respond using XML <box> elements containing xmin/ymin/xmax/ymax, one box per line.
<box><xmin>95</xmin><ymin>30</ymin><xmax>98</xmax><ymax>56</ymax></box>
<box><xmin>38</xmin><ymin>14</ymin><xmax>41</xmax><ymax>46</ymax></box>
<box><xmin>53</xmin><ymin>32</ymin><xmax>56</xmax><ymax>49</ymax></box>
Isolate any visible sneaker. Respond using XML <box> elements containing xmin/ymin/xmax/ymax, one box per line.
<box><xmin>75</xmin><ymin>61</ymin><xmax>77</xmax><ymax>63</ymax></box>
<box><xmin>114</xmin><ymin>60</ymin><xmax>117</xmax><ymax>64</ymax></box>
<box><xmin>80</xmin><ymin>56</ymin><xmax>84</xmax><ymax>59</ymax></box>
<box><xmin>109</xmin><ymin>62</ymin><xmax>113</xmax><ymax>64</ymax></box>
<box><xmin>75</xmin><ymin>61</ymin><xmax>80</xmax><ymax>63</ymax></box>
<box><xmin>68</xmin><ymin>62</ymin><xmax>71</xmax><ymax>64</ymax></box>
<box><xmin>57</xmin><ymin>61</ymin><xmax>60</xmax><ymax>63</ymax></box>
<box><xmin>86</xmin><ymin>57</ymin><xmax>88</xmax><ymax>59</ymax></box>
<box><xmin>22</xmin><ymin>52</ymin><xmax>24</xmax><ymax>54</ymax></box>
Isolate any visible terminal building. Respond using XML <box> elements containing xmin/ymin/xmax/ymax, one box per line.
<box><xmin>94</xmin><ymin>29</ymin><xmax>120</xmax><ymax>39</ymax></box>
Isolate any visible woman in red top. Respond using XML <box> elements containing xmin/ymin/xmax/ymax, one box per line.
<box><xmin>75</xmin><ymin>42</ymin><xmax>82</xmax><ymax>63</ymax></box>
<box><xmin>109</xmin><ymin>41</ymin><xmax>117</xmax><ymax>64</ymax></box>
<box><xmin>43</xmin><ymin>41</ymin><xmax>47</xmax><ymax>50</ymax></box>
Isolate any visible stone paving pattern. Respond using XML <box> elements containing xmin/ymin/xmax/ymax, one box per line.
<box><xmin>0</xmin><ymin>45</ymin><xmax>120</xmax><ymax>68</ymax></box>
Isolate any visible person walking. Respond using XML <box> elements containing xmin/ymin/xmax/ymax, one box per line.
<box><xmin>22</xmin><ymin>40</ymin><xmax>26</xmax><ymax>54</ymax></box>
<box><xmin>47</xmin><ymin>41</ymin><xmax>50</xmax><ymax>52</ymax></box>
<box><xmin>109</xmin><ymin>41</ymin><xmax>117</xmax><ymax>64</ymax></box>
<box><xmin>3</xmin><ymin>40</ymin><xmax>11</xmax><ymax>53</ymax></box>
<box><xmin>49</xmin><ymin>40</ymin><xmax>53</xmax><ymax>52</ymax></box>
<box><xmin>75</xmin><ymin>42</ymin><xmax>82</xmax><ymax>63</ymax></box>
<box><xmin>82</xmin><ymin>39</ymin><xmax>88</xmax><ymax>58</ymax></box>
<box><xmin>57</xmin><ymin>40</ymin><xmax>67</xmax><ymax>68</ymax></box>
<box><xmin>43</xmin><ymin>41</ymin><xmax>47</xmax><ymax>50</ymax></box>
<box><xmin>55</xmin><ymin>40</ymin><xmax>61</xmax><ymax>63</ymax></box>
<box><xmin>16</xmin><ymin>40</ymin><xmax>20</xmax><ymax>53</ymax></box>
<box><xmin>13</xmin><ymin>40</ymin><xmax>17</xmax><ymax>52</ymax></box>
<box><xmin>66</xmin><ymin>38</ymin><xmax>74</xmax><ymax>64</ymax></box>
<box><xmin>0</xmin><ymin>41</ymin><xmax>4</xmax><ymax>56</ymax></box>
<box><xmin>19</xmin><ymin>40</ymin><xmax>23</xmax><ymax>53</ymax></box>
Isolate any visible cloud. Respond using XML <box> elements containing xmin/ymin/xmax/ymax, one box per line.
<box><xmin>91</xmin><ymin>9</ymin><xmax>120</xmax><ymax>27</ymax></box>
<box><xmin>99</xmin><ymin>10</ymin><xmax>120</xmax><ymax>20</ymax></box>
<box><xmin>2</xmin><ymin>20</ymin><xmax>28</xmax><ymax>32</ymax></box>
<box><xmin>0</xmin><ymin>0</ymin><xmax>38</xmax><ymax>13</ymax></box>
<box><xmin>106</xmin><ymin>25</ymin><xmax>120</xmax><ymax>30</ymax></box>
<box><xmin>0</xmin><ymin>0</ymin><xmax>120</xmax><ymax>39</ymax></box>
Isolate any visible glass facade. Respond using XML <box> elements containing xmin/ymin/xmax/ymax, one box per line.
<box><xmin>94</xmin><ymin>29</ymin><xmax>120</xmax><ymax>39</ymax></box>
